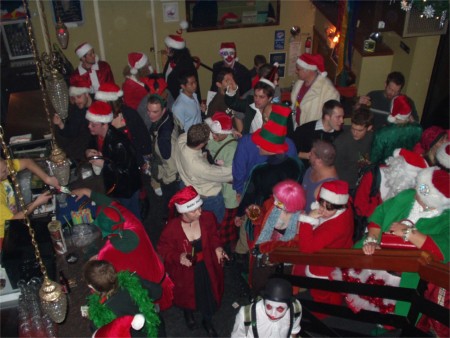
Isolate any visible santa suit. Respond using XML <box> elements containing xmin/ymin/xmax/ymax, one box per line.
<box><xmin>97</xmin><ymin>200</ymin><xmax>174</xmax><ymax>310</ymax></box>
<box><xmin>71</xmin><ymin>60</ymin><xmax>114</xmax><ymax>94</ymax></box>
<box><xmin>290</xmin><ymin>75</ymin><xmax>339</xmax><ymax>127</ymax></box>
<box><xmin>292</xmin><ymin>207</ymin><xmax>354</xmax><ymax>306</ymax></box>
<box><xmin>157</xmin><ymin>211</ymin><xmax>224</xmax><ymax>310</ymax></box>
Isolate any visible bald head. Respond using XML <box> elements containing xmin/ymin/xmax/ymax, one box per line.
<box><xmin>311</xmin><ymin>140</ymin><xmax>336</xmax><ymax>167</ymax></box>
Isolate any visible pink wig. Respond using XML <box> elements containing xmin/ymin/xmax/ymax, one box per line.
<box><xmin>272</xmin><ymin>179</ymin><xmax>306</xmax><ymax>213</ymax></box>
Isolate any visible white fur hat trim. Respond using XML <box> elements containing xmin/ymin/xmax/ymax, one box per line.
<box><xmin>175</xmin><ymin>194</ymin><xmax>203</xmax><ymax>213</ymax></box>
<box><xmin>69</xmin><ymin>86</ymin><xmax>90</xmax><ymax>97</ymax></box>
<box><xmin>320</xmin><ymin>187</ymin><xmax>349</xmax><ymax>205</ymax></box>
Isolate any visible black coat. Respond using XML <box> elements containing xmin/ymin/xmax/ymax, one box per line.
<box><xmin>210</xmin><ymin>61</ymin><xmax>251</xmax><ymax>96</ymax></box>
<box><xmin>89</xmin><ymin>127</ymin><xmax>141</xmax><ymax>198</ymax></box>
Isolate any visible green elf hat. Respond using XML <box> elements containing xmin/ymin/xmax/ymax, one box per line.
<box><xmin>94</xmin><ymin>205</ymin><xmax>139</xmax><ymax>253</ymax></box>
<box><xmin>252</xmin><ymin>104</ymin><xmax>290</xmax><ymax>154</ymax></box>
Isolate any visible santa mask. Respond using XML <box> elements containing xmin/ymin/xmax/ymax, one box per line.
<box><xmin>264</xmin><ymin>299</ymin><xmax>288</xmax><ymax>321</ymax></box>
<box><xmin>220</xmin><ymin>49</ymin><xmax>236</xmax><ymax>66</ymax></box>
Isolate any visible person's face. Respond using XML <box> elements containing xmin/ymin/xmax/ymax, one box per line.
<box><xmin>431</xmin><ymin>134</ymin><xmax>448</xmax><ymax>154</ymax></box>
<box><xmin>384</xmin><ymin>81</ymin><xmax>402</xmax><ymax>100</ymax></box>
<box><xmin>254</xmin><ymin>89</ymin><xmax>271</xmax><ymax>110</ymax></box>
<box><xmin>182</xmin><ymin>207</ymin><xmax>202</xmax><ymax>222</ymax></box>
<box><xmin>88</xmin><ymin>121</ymin><xmax>105</xmax><ymax>136</ymax></box>
<box><xmin>295</xmin><ymin>65</ymin><xmax>311</xmax><ymax>81</ymax></box>
<box><xmin>82</xmin><ymin>49</ymin><xmax>96</xmax><ymax>67</ymax></box>
<box><xmin>217</xmin><ymin>73</ymin><xmax>235</xmax><ymax>93</ymax></box>
<box><xmin>351</xmin><ymin>123</ymin><xmax>371</xmax><ymax>141</ymax></box>
<box><xmin>147</xmin><ymin>103</ymin><xmax>166</xmax><ymax>123</ymax></box>
<box><xmin>324</xmin><ymin>107</ymin><xmax>344</xmax><ymax>131</ymax></box>
<box><xmin>73</xmin><ymin>93</ymin><xmax>90</xmax><ymax>109</ymax></box>
<box><xmin>220</xmin><ymin>49</ymin><xmax>236</xmax><ymax>66</ymax></box>
<box><xmin>181</xmin><ymin>76</ymin><xmax>198</xmax><ymax>96</ymax></box>
<box><xmin>0</xmin><ymin>160</ymin><xmax>9</xmax><ymax>181</ymax></box>
<box><xmin>264</xmin><ymin>300</ymin><xmax>288</xmax><ymax>321</ymax></box>
<box><xmin>318</xmin><ymin>199</ymin><xmax>338</xmax><ymax>219</ymax></box>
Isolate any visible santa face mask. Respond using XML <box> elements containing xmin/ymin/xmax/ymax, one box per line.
<box><xmin>264</xmin><ymin>300</ymin><xmax>288</xmax><ymax>321</ymax></box>
<box><xmin>220</xmin><ymin>49</ymin><xmax>236</xmax><ymax>66</ymax></box>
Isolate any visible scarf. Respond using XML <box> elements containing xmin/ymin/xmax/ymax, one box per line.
<box><xmin>87</xmin><ymin>271</ymin><xmax>160</xmax><ymax>337</ymax></box>
<box><xmin>255</xmin><ymin>206</ymin><xmax>299</xmax><ymax>245</ymax></box>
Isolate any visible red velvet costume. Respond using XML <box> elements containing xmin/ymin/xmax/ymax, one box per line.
<box><xmin>122</xmin><ymin>78</ymin><xmax>148</xmax><ymax>110</ymax></box>
<box><xmin>157</xmin><ymin>211</ymin><xmax>224</xmax><ymax>310</ymax></box>
<box><xmin>353</xmin><ymin>169</ymin><xmax>383</xmax><ymax>219</ymax></box>
<box><xmin>98</xmin><ymin>201</ymin><xmax>174</xmax><ymax>310</ymax></box>
<box><xmin>71</xmin><ymin>60</ymin><xmax>115</xmax><ymax>93</ymax></box>
<box><xmin>292</xmin><ymin>207</ymin><xmax>354</xmax><ymax>307</ymax></box>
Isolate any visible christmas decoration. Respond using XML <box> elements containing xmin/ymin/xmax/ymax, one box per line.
<box><xmin>400</xmin><ymin>0</ymin><xmax>449</xmax><ymax>20</ymax></box>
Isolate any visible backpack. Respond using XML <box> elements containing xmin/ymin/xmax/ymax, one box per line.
<box><xmin>242</xmin><ymin>297</ymin><xmax>302</xmax><ymax>337</ymax></box>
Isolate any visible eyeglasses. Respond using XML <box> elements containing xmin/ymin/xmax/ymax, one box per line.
<box><xmin>318</xmin><ymin>198</ymin><xmax>339</xmax><ymax>211</ymax></box>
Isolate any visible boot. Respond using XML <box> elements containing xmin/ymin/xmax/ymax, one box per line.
<box><xmin>202</xmin><ymin>319</ymin><xmax>218</xmax><ymax>337</ymax></box>
<box><xmin>183</xmin><ymin>310</ymin><xmax>198</xmax><ymax>330</ymax></box>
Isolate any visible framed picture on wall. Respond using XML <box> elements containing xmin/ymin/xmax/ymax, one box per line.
<box><xmin>1</xmin><ymin>20</ymin><xmax>33</xmax><ymax>60</ymax></box>
<box><xmin>51</xmin><ymin>0</ymin><xmax>84</xmax><ymax>26</ymax></box>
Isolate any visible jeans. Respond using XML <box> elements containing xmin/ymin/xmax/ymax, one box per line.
<box><xmin>116</xmin><ymin>189</ymin><xmax>141</xmax><ymax>221</ymax></box>
<box><xmin>202</xmin><ymin>194</ymin><xmax>225</xmax><ymax>224</ymax></box>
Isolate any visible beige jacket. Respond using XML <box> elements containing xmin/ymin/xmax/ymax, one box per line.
<box><xmin>174</xmin><ymin>133</ymin><xmax>232</xmax><ymax>197</ymax></box>
<box><xmin>290</xmin><ymin>75</ymin><xmax>340</xmax><ymax>127</ymax></box>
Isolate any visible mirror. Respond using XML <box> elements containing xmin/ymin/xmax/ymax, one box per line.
<box><xmin>185</xmin><ymin>0</ymin><xmax>280</xmax><ymax>32</ymax></box>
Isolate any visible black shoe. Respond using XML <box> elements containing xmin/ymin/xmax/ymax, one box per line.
<box><xmin>202</xmin><ymin>320</ymin><xmax>218</xmax><ymax>337</ymax></box>
<box><xmin>183</xmin><ymin>310</ymin><xmax>198</xmax><ymax>330</ymax></box>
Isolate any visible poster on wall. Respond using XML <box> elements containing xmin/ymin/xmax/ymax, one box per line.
<box><xmin>51</xmin><ymin>0</ymin><xmax>84</xmax><ymax>26</ymax></box>
<box><xmin>269</xmin><ymin>52</ymin><xmax>286</xmax><ymax>78</ymax></box>
<box><xmin>163</xmin><ymin>2</ymin><xmax>179</xmax><ymax>22</ymax></box>
<box><xmin>288</xmin><ymin>41</ymin><xmax>301</xmax><ymax>77</ymax></box>
<box><xmin>274</xmin><ymin>30</ymin><xmax>285</xmax><ymax>50</ymax></box>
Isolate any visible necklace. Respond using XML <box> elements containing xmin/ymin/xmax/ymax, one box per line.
<box><xmin>182</xmin><ymin>220</ymin><xmax>193</xmax><ymax>227</ymax></box>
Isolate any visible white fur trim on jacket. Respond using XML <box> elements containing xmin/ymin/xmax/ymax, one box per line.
<box><xmin>298</xmin><ymin>214</ymin><xmax>319</xmax><ymax>226</ymax></box>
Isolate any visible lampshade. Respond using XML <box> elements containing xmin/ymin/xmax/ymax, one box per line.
<box><xmin>56</xmin><ymin>18</ymin><xmax>69</xmax><ymax>49</ymax></box>
<box><xmin>49</xmin><ymin>145</ymin><xmax>71</xmax><ymax>186</ymax></box>
<box><xmin>39</xmin><ymin>277</ymin><xmax>68</xmax><ymax>323</ymax></box>
<box><xmin>46</xmin><ymin>68</ymin><xmax>69</xmax><ymax>120</ymax></box>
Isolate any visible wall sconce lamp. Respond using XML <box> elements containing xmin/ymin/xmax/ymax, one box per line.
<box><xmin>55</xmin><ymin>17</ymin><xmax>69</xmax><ymax>49</ymax></box>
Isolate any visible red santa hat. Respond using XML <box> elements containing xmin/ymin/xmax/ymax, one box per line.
<box><xmin>86</xmin><ymin>101</ymin><xmax>113</xmax><ymax>123</ymax></box>
<box><xmin>388</xmin><ymin>95</ymin><xmax>411</xmax><ymax>123</ymax></box>
<box><xmin>296</xmin><ymin>53</ymin><xmax>327</xmax><ymax>77</ymax></box>
<box><xmin>69</xmin><ymin>77</ymin><xmax>91</xmax><ymax>96</ymax></box>
<box><xmin>259</xmin><ymin>63</ymin><xmax>279</xmax><ymax>89</ymax></box>
<box><xmin>75</xmin><ymin>42</ymin><xmax>93</xmax><ymax>59</ymax></box>
<box><xmin>92</xmin><ymin>314</ymin><xmax>145</xmax><ymax>338</ymax></box>
<box><xmin>416</xmin><ymin>167</ymin><xmax>450</xmax><ymax>211</ymax></box>
<box><xmin>165</xmin><ymin>21</ymin><xmax>188</xmax><ymax>50</ymax></box>
<box><xmin>128</xmin><ymin>52</ymin><xmax>149</xmax><ymax>75</ymax></box>
<box><xmin>252</xmin><ymin>104</ymin><xmax>290</xmax><ymax>154</ymax></box>
<box><xmin>169</xmin><ymin>186</ymin><xmax>203</xmax><ymax>214</ymax></box>
<box><xmin>205</xmin><ymin>112</ymin><xmax>233</xmax><ymax>134</ymax></box>
<box><xmin>436</xmin><ymin>142</ymin><xmax>450</xmax><ymax>169</ymax></box>
<box><xmin>95</xmin><ymin>83</ymin><xmax>123</xmax><ymax>102</ymax></box>
<box><xmin>318</xmin><ymin>180</ymin><xmax>349</xmax><ymax>205</ymax></box>
<box><xmin>219</xmin><ymin>42</ymin><xmax>236</xmax><ymax>55</ymax></box>
<box><xmin>392</xmin><ymin>148</ymin><xmax>428</xmax><ymax>173</ymax></box>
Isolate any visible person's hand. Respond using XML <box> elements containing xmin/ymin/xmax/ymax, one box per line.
<box><xmin>180</xmin><ymin>252</ymin><xmax>192</xmax><ymax>267</ymax></box>
<box><xmin>200</xmin><ymin>102</ymin><xmax>207</xmax><ymax>113</ymax></box>
<box><xmin>232</xmin><ymin>129</ymin><xmax>242</xmax><ymax>139</ymax></box>
<box><xmin>358</xmin><ymin>95</ymin><xmax>371</xmax><ymax>106</ymax></box>
<box><xmin>309</xmin><ymin>209</ymin><xmax>322</xmax><ymax>219</ymax></box>
<box><xmin>215</xmin><ymin>247</ymin><xmax>229</xmax><ymax>265</ymax></box>
<box><xmin>45</xmin><ymin>176</ymin><xmax>61</xmax><ymax>190</ymax></box>
<box><xmin>362</xmin><ymin>236</ymin><xmax>380</xmax><ymax>255</ymax></box>
<box><xmin>388</xmin><ymin>222</ymin><xmax>409</xmax><ymax>237</ymax></box>
<box><xmin>234</xmin><ymin>216</ymin><xmax>244</xmax><ymax>227</ymax></box>
<box><xmin>71</xmin><ymin>188</ymin><xmax>91</xmax><ymax>201</ymax></box>
<box><xmin>52</xmin><ymin>114</ymin><xmax>64</xmax><ymax>129</ymax></box>
<box><xmin>34</xmin><ymin>191</ymin><xmax>53</xmax><ymax>208</ymax></box>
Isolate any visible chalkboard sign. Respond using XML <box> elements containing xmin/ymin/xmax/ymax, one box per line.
<box><xmin>51</xmin><ymin>0</ymin><xmax>84</xmax><ymax>25</ymax></box>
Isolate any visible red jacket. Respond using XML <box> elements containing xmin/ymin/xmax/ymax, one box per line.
<box><xmin>157</xmin><ymin>211</ymin><xmax>224</xmax><ymax>310</ymax></box>
<box><xmin>71</xmin><ymin>60</ymin><xmax>114</xmax><ymax>93</ymax></box>
<box><xmin>296</xmin><ymin>207</ymin><xmax>354</xmax><ymax>278</ymax></box>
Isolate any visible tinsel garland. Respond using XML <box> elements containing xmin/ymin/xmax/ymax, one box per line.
<box><xmin>87</xmin><ymin>271</ymin><xmax>161</xmax><ymax>337</ymax></box>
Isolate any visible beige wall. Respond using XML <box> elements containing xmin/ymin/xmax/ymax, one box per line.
<box><xmin>29</xmin><ymin>0</ymin><xmax>315</xmax><ymax>98</ymax></box>
<box><xmin>27</xmin><ymin>0</ymin><xmax>438</xmax><ymax>116</ymax></box>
